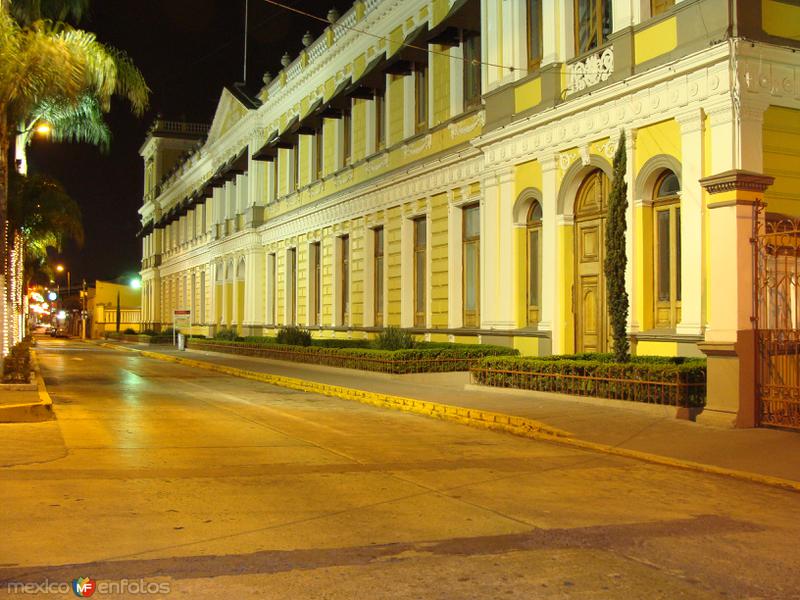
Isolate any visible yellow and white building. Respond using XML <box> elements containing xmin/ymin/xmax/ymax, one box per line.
<box><xmin>139</xmin><ymin>0</ymin><xmax>800</xmax><ymax>421</ymax></box>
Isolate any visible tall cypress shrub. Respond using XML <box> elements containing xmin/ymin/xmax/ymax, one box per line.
<box><xmin>604</xmin><ymin>131</ymin><xmax>630</xmax><ymax>362</ymax></box>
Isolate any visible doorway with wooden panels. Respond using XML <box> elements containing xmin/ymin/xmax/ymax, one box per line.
<box><xmin>574</xmin><ymin>169</ymin><xmax>610</xmax><ymax>353</ymax></box>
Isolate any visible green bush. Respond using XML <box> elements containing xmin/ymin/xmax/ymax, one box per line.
<box><xmin>186</xmin><ymin>337</ymin><xmax>518</xmax><ymax>374</ymax></box>
<box><xmin>214</xmin><ymin>327</ymin><xmax>239</xmax><ymax>341</ymax></box>
<box><xmin>123</xmin><ymin>328</ymin><xmax>136</xmax><ymax>335</ymax></box>
<box><xmin>472</xmin><ymin>355</ymin><xmax>706</xmax><ymax>407</ymax></box>
<box><xmin>374</xmin><ymin>326</ymin><xmax>415</xmax><ymax>350</ymax></box>
<box><xmin>276</xmin><ymin>326</ymin><xmax>312</xmax><ymax>346</ymax></box>
<box><xmin>2</xmin><ymin>340</ymin><xmax>31</xmax><ymax>384</ymax></box>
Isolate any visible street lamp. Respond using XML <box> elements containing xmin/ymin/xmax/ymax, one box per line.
<box><xmin>15</xmin><ymin>121</ymin><xmax>53</xmax><ymax>176</ymax></box>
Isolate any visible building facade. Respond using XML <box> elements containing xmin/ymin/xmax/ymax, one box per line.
<box><xmin>138</xmin><ymin>0</ymin><xmax>800</xmax><ymax>420</ymax></box>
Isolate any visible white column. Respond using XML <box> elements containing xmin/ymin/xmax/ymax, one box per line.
<box><xmin>447</xmin><ymin>192</ymin><xmax>464</xmax><ymax>329</ymax></box>
<box><xmin>676</xmin><ymin>108</ymin><xmax>705</xmax><ymax>335</ymax></box>
<box><xmin>480</xmin><ymin>168</ymin><xmax>516</xmax><ymax>329</ymax></box>
<box><xmin>501</xmin><ymin>0</ymin><xmax>527</xmax><ymax>83</ymax></box>
<box><xmin>542</xmin><ymin>0</ymin><xmax>559</xmax><ymax>66</ymax></box>
<box><xmin>246</xmin><ymin>249</ymin><xmax>265</xmax><ymax>328</ymax></box>
<box><xmin>539</xmin><ymin>155</ymin><xmax>558</xmax><ymax>337</ymax></box>
<box><xmin>613</xmin><ymin>0</ymin><xmax>635</xmax><ymax>32</ymax></box>
<box><xmin>624</xmin><ymin>129</ymin><xmax>638</xmax><ymax>333</ymax></box>
<box><xmin>400</xmin><ymin>217</ymin><xmax>413</xmax><ymax>327</ymax></box>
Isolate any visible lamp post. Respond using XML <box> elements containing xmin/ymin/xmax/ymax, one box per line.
<box><xmin>15</xmin><ymin>121</ymin><xmax>52</xmax><ymax>176</ymax></box>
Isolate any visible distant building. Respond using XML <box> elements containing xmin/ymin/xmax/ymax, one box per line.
<box><xmin>87</xmin><ymin>280</ymin><xmax>142</xmax><ymax>338</ymax></box>
<box><xmin>138</xmin><ymin>0</ymin><xmax>800</xmax><ymax>425</ymax></box>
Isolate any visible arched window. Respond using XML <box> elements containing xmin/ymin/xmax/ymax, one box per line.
<box><xmin>653</xmin><ymin>170</ymin><xmax>681</xmax><ymax>329</ymax></box>
<box><xmin>527</xmin><ymin>201</ymin><xmax>543</xmax><ymax>325</ymax></box>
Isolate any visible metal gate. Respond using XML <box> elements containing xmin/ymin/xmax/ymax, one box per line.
<box><xmin>753</xmin><ymin>204</ymin><xmax>800</xmax><ymax>429</ymax></box>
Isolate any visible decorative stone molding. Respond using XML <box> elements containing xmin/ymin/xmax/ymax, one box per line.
<box><xmin>403</xmin><ymin>134</ymin><xmax>432</xmax><ymax>158</ymax></box>
<box><xmin>700</xmin><ymin>170</ymin><xmax>775</xmax><ymax>195</ymax></box>
<box><xmin>447</xmin><ymin>111</ymin><xmax>485</xmax><ymax>139</ymax></box>
<box><xmin>558</xmin><ymin>150</ymin><xmax>578</xmax><ymax>172</ymax></box>
<box><xmin>567</xmin><ymin>47</ymin><xmax>614</xmax><ymax>96</ymax></box>
<box><xmin>365</xmin><ymin>153</ymin><xmax>390</xmax><ymax>173</ymax></box>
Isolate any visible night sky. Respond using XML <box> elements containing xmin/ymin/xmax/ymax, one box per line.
<box><xmin>27</xmin><ymin>0</ymin><xmax>325</xmax><ymax>285</ymax></box>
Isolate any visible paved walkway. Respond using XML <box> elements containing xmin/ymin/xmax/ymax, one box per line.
<box><xmin>101</xmin><ymin>340</ymin><xmax>800</xmax><ymax>484</ymax></box>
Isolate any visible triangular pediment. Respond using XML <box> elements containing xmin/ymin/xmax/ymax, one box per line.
<box><xmin>206</xmin><ymin>87</ymin><xmax>256</xmax><ymax>146</ymax></box>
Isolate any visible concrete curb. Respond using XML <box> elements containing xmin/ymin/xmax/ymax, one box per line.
<box><xmin>0</xmin><ymin>350</ymin><xmax>55</xmax><ymax>423</ymax></box>
<box><xmin>94</xmin><ymin>341</ymin><xmax>800</xmax><ymax>494</ymax></box>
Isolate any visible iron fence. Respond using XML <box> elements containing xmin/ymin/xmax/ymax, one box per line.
<box><xmin>754</xmin><ymin>207</ymin><xmax>800</xmax><ymax>429</ymax></box>
<box><xmin>469</xmin><ymin>366</ymin><xmax>706</xmax><ymax>407</ymax></box>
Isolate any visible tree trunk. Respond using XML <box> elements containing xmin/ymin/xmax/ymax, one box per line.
<box><xmin>0</xmin><ymin>113</ymin><xmax>8</xmax><ymax>279</ymax></box>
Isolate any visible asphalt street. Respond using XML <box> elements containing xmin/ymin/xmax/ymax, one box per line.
<box><xmin>1</xmin><ymin>338</ymin><xmax>799</xmax><ymax>599</ymax></box>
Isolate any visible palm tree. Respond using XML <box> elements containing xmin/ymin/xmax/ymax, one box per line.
<box><xmin>8</xmin><ymin>171</ymin><xmax>84</xmax><ymax>279</ymax></box>
<box><xmin>0</xmin><ymin>0</ymin><xmax>149</xmax><ymax>350</ymax></box>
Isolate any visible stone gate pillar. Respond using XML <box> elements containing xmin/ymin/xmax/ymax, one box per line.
<box><xmin>698</xmin><ymin>170</ymin><xmax>773</xmax><ymax>428</ymax></box>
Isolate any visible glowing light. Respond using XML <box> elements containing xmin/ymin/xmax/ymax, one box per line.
<box><xmin>57</xmin><ymin>310</ymin><xmax>66</xmax><ymax>320</ymax></box>
<box><xmin>47</xmin><ymin>291</ymin><xmax>57</xmax><ymax>301</ymax></box>
<box><xmin>35</xmin><ymin>122</ymin><xmax>51</xmax><ymax>135</ymax></box>
<box><xmin>30</xmin><ymin>292</ymin><xmax>44</xmax><ymax>303</ymax></box>
<box><xmin>56</xmin><ymin>264</ymin><xmax>64</xmax><ymax>273</ymax></box>
<box><xmin>130</xmin><ymin>278</ymin><xmax>141</xmax><ymax>289</ymax></box>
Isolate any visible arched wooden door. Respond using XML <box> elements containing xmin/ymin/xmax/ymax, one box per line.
<box><xmin>574</xmin><ymin>169</ymin><xmax>610</xmax><ymax>353</ymax></box>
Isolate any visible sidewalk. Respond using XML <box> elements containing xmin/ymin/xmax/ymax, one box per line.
<box><xmin>102</xmin><ymin>341</ymin><xmax>800</xmax><ymax>485</ymax></box>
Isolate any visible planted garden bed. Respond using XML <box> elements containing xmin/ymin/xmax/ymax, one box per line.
<box><xmin>186</xmin><ymin>337</ymin><xmax>518</xmax><ymax>374</ymax></box>
<box><xmin>471</xmin><ymin>354</ymin><xmax>706</xmax><ymax>407</ymax></box>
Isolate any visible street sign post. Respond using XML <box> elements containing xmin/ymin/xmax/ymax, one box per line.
<box><xmin>173</xmin><ymin>309</ymin><xmax>191</xmax><ymax>349</ymax></box>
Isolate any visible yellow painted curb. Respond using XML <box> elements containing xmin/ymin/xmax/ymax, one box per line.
<box><xmin>95</xmin><ymin>341</ymin><xmax>800</xmax><ymax>494</ymax></box>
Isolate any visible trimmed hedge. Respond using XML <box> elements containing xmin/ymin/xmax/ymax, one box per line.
<box><xmin>186</xmin><ymin>338</ymin><xmax>518</xmax><ymax>374</ymax></box>
<box><xmin>3</xmin><ymin>339</ymin><xmax>31</xmax><ymax>384</ymax></box>
<box><xmin>472</xmin><ymin>355</ymin><xmax>706</xmax><ymax>407</ymax></box>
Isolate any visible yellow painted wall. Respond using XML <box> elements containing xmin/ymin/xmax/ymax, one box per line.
<box><xmin>762</xmin><ymin>0</ymin><xmax>800</xmax><ymax>41</ymax></box>
<box><xmin>432</xmin><ymin>46</ymin><xmax>450</xmax><ymax>126</ymax></box>
<box><xmin>514</xmin><ymin>77</ymin><xmax>542</xmax><ymax>114</ymax></box>
<box><xmin>351</xmin><ymin>218</ymin><xmax>365</xmax><ymax>327</ymax></box>
<box><xmin>387</xmin><ymin>75</ymin><xmax>405</xmax><ymax>146</ymax></box>
<box><xmin>323</xmin><ymin>118</ymin><xmax>338</xmax><ymax>177</ymax></box>
<box><xmin>352</xmin><ymin>99</ymin><xmax>367</xmax><ymax>163</ymax></box>
<box><xmin>322</xmin><ymin>231</ymin><xmax>334</xmax><ymax>325</ymax></box>
<box><xmin>297</xmin><ymin>239</ymin><xmax>308</xmax><ymax>325</ymax></box>
<box><xmin>703</xmin><ymin>113</ymin><xmax>712</xmax><ymax>326</ymax></box>
<box><xmin>634</xmin><ymin>205</ymin><xmax>654</xmax><ymax>331</ymax></box>
<box><xmin>636</xmin><ymin>340</ymin><xmax>678</xmax><ymax>357</ymax></box>
<box><xmin>513</xmin><ymin>336</ymin><xmax>540</xmax><ymax>357</ymax></box>
<box><xmin>299</xmin><ymin>136</ymin><xmax>311</xmax><ymax>188</ymax></box>
<box><xmin>386</xmin><ymin>205</ymin><xmax>402</xmax><ymax>325</ymax></box>
<box><xmin>236</xmin><ymin>281</ymin><xmax>244</xmax><ymax>326</ymax></box>
<box><xmin>635</xmin><ymin>120</ymin><xmax>681</xmax><ymax>173</ymax></box>
<box><xmin>430</xmin><ymin>193</ymin><xmax>449</xmax><ymax>327</ymax></box>
<box><xmin>763</xmin><ymin>105</ymin><xmax>800</xmax><ymax>217</ymax></box>
<box><xmin>634</xmin><ymin>17</ymin><xmax>677</xmax><ymax>65</ymax></box>
<box><xmin>558</xmin><ymin>224</ymin><xmax>575</xmax><ymax>354</ymax></box>
<box><xmin>514</xmin><ymin>159</ymin><xmax>542</xmax><ymax>198</ymax></box>
<box><xmin>224</xmin><ymin>282</ymin><xmax>233</xmax><ymax>324</ymax></box>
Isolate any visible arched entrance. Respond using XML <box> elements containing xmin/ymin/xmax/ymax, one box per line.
<box><xmin>574</xmin><ymin>169</ymin><xmax>610</xmax><ymax>353</ymax></box>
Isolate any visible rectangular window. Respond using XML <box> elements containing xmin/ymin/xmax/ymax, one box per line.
<box><xmin>375</xmin><ymin>93</ymin><xmax>386</xmax><ymax>150</ymax></box>
<box><xmin>415</xmin><ymin>66</ymin><xmax>428</xmax><ymax>133</ymax></box>
<box><xmin>315</xmin><ymin>129</ymin><xmax>324</xmax><ymax>179</ymax></box>
<box><xmin>413</xmin><ymin>217</ymin><xmax>427</xmax><ymax>327</ymax></box>
<box><xmin>575</xmin><ymin>0</ymin><xmax>612</xmax><ymax>55</ymax></box>
<box><xmin>311</xmin><ymin>242</ymin><xmax>321</xmax><ymax>326</ymax></box>
<box><xmin>374</xmin><ymin>227</ymin><xmax>384</xmax><ymax>327</ymax></box>
<box><xmin>287</xmin><ymin>248</ymin><xmax>297</xmax><ymax>325</ymax></box>
<box><xmin>528</xmin><ymin>0</ymin><xmax>543</xmax><ymax>68</ymax></box>
<box><xmin>463</xmin><ymin>204</ymin><xmax>480</xmax><ymax>327</ymax></box>
<box><xmin>200</xmin><ymin>271</ymin><xmax>206</xmax><ymax>324</ymax></box>
<box><xmin>654</xmin><ymin>204</ymin><xmax>681</xmax><ymax>329</ymax></box>
<box><xmin>463</xmin><ymin>34</ymin><xmax>482</xmax><ymax>108</ymax></box>
<box><xmin>340</xmin><ymin>235</ymin><xmax>350</xmax><ymax>325</ymax></box>
<box><xmin>527</xmin><ymin>226</ymin><xmax>541</xmax><ymax>324</ymax></box>
<box><xmin>292</xmin><ymin>143</ymin><xmax>300</xmax><ymax>192</ymax></box>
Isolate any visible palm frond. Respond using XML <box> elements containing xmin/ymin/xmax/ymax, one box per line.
<box><xmin>9</xmin><ymin>0</ymin><xmax>90</xmax><ymax>26</ymax></box>
<box><xmin>28</xmin><ymin>95</ymin><xmax>111</xmax><ymax>151</ymax></box>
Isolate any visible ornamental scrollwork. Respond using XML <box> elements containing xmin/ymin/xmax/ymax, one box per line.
<box><xmin>567</xmin><ymin>47</ymin><xmax>614</xmax><ymax>95</ymax></box>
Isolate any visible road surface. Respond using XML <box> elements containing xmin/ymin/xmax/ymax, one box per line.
<box><xmin>0</xmin><ymin>338</ymin><xmax>798</xmax><ymax>598</ymax></box>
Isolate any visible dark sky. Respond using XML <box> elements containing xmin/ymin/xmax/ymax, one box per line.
<box><xmin>28</xmin><ymin>0</ymin><xmax>324</xmax><ymax>285</ymax></box>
